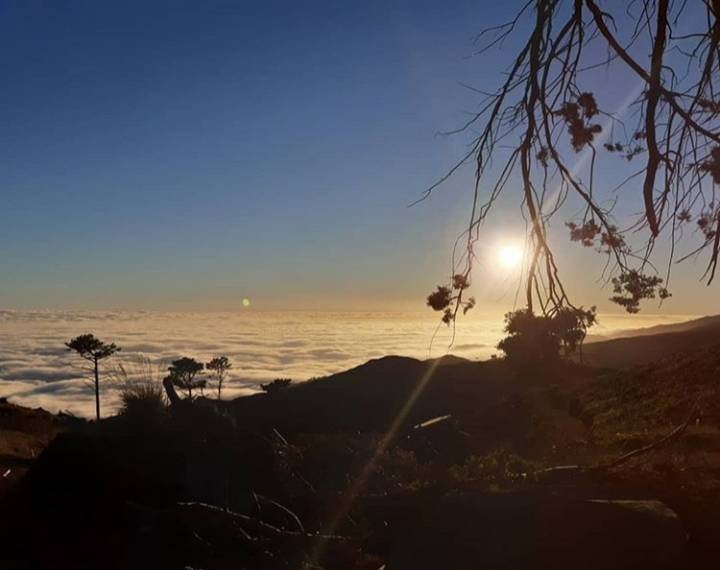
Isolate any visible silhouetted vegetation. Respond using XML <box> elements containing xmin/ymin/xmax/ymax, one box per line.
<box><xmin>65</xmin><ymin>334</ymin><xmax>120</xmax><ymax>420</ymax></box>
<box><xmin>554</xmin><ymin>306</ymin><xmax>597</xmax><ymax>359</ymax></box>
<box><xmin>261</xmin><ymin>378</ymin><xmax>293</xmax><ymax>394</ymax></box>
<box><xmin>206</xmin><ymin>356</ymin><xmax>232</xmax><ymax>399</ymax></box>
<box><xmin>111</xmin><ymin>356</ymin><xmax>166</xmax><ymax>417</ymax></box>
<box><xmin>425</xmin><ymin>1</ymin><xmax>720</xmax><ymax>325</ymax></box>
<box><xmin>165</xmin><ymin>357</ymin><xmax>205</xmax><ymax>399</ymax></box>
<box><xmin>497</xmin><ymin>310</ymin><xmax>561</xmax><ymax>367</ymax></box>
<box><xmin>610</xmin><ymin>271</ymin><xmax>671</xmax><ymax>314</ymax></box>
<box><xmin>426</xmin><ymin>273</ymin><xmax>475</xmax><ymax>324</ymax></box>
<box><xmin>119</xmin><ymin>381</ymin><xmax>166</xmax><ymax>421</ymax></box>
<box><xmin>497</xmin><ymin>307</ymin><xmax>597</xmax><ymax>367</ymax></box>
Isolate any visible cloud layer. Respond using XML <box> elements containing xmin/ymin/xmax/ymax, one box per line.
<box><xmin>0</xmin><ymin>310</ymin><xmax>503</xmax><ymax>416</ymax></box>
<box><xmin>0</xmin><ymin>310</ymin><xmax>693</xmax><ymax>417</ymax></box>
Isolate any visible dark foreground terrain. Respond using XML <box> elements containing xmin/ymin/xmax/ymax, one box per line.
<box><xmin>1</xmin><ymin>322</ymin><xmax>719</xmax><ymax>569</ymax></box>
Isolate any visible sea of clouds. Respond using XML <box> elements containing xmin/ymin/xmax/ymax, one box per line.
<box><xmin>0</xmin><ymin>310</ymin><xmax>693</xmax><ymax>417</ymax></box>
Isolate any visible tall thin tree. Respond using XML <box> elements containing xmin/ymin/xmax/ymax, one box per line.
<box><xmin>66</xmin><ymin>334</ymin><xmax>120</xmax><ymax>420</ymax></box>
<box><xmin>206</xmin><ymin>356</ymin><xmax>232</xmax><ymax>399</ymax></box>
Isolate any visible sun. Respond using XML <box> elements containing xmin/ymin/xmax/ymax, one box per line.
<box><xmin>497</xmin><ymin>244</ymin><xmax>523</xmax><ymax>270</ymax></box>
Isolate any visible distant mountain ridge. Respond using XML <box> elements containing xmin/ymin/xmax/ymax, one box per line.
<box><xmin>582</xmin><ymin>314</ymin><xmax>720</xmax><ymax>369</ymax></box>
<box><xmin>588</xmin><ymin>314</ymin><xmax>720</xmax><ymax>341</ymax></box>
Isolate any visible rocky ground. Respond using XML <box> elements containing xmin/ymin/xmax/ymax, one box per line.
<box><xmin>0</xmin><ymin>398</ymin><xmax>80</xmax><ymax>497</ymax></box>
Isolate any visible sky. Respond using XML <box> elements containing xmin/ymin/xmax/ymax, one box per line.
<box><xmin>1</xmin><ymin>0</ymin><xmax>719</xmax><ymax>315</ymax></box>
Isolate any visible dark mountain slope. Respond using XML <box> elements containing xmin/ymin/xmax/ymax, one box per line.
<box><xmin>582</xmin><ymin>318</ymin><xmax>720</xmax><ymax>368</ymax></box>
<box><xmin>589</xmin><ymin>314</ymin><xmax>720</xmax><ymax>341</ymax></box>
<box><xmin>582</xmin><ymin>341</ymin><xmax>720</xmax><ymax>448</ymax></box>
<box><xmin>577</xmin><ymin>342</ymin><xmax>720</xmax><ymax>561</ymax></box>
<box><xmin>228</xmin><ymin>355</ymin><xmax>597</xmax><ymax>441</ymax></box>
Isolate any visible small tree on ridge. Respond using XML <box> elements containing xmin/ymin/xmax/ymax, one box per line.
<box><xmin>166</xmin><ymin>357</ymin><xmax>204</xmax><ymax>399</ymax></box>
<box><xmin>261</xmin><ymin>378</ymin><xmax>292</xmax><ymax>395</ymax></box>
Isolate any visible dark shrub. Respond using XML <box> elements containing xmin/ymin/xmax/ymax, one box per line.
<box><xmin>119</xmin><ymin>381</ymin><xmax>166</xmax><ymax>420</ymax></box>
<box><xmin>261</xmin><ymin>378</ymin><xmax>293</xmax><ymax>395</ymax></box>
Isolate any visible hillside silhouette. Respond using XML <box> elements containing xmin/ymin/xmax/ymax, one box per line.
<box><xmin>582</xmin><ymin>314</ymin><xmax>720</xmax><ymax>368</ymax></box>
<box><xmin>589</xmin><ymin>314</ymin><xmax>720</xmax><ymax>340</ymax></box>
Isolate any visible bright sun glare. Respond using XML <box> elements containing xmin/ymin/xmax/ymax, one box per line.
<box><xmin>498</xmin><ymin>244</ymin><xmax>523</xmax><ymax>270</ymax></box>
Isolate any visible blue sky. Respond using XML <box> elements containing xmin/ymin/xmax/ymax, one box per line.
<box><xmin>1</xmin><ymin>1</ymin><xmax>718</xmax><ymax>314</ymax></box>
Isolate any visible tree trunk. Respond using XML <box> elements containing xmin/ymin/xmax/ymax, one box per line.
<box><xmin>94</xmin><ymin>357</ymin><xmax>100</xmax><ymax>421</ymax></box>
<box><xmin>579</xmin><ymin>340</ymin><xmax>584</xmax><ymax>364</ymax></box>
<box><xmin>162</xmin><ymin>376</ymin><xmax>181</xmax><ymax>406</ymax></box>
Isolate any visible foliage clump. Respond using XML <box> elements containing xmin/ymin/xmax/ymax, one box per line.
<box><xmin>566</xmin><ymin>221</ymin><xmax>628</xmax><ymax>255</ymax></box>
<box><xmin>119</xmin><ymin>381</ymin><xmax>166</xmax><ymax>421</ymax></box>
<box><xmin>165</xmin><ymin>357</ymin><xmax>205</xmax><ymax>399</ymax></box>
<box><xmin>497</xmin><ymin>306</ymin><xmax>596</xmax><ymax>366</ymax></box>
<box><xmin>426</xmin><ymin>274</ymin><xmax>475</xmax><ymax>324</ymax></box>
<box><xmin>610</xmin><ymin>270</ymin><xmax>670</xmax><ymax>314</ymax></box>
<box><xmin>696</xmin><ymin>207</ymin><xmax>719</xmax><ymax>241</ymax></box>
<box><xmin>112</xmin><ymin>356</ymin><xmax>167</xmax><ymax>421</ymax></box>
<box><xmin>497</xmin><ymin>310</ymin><xmax>561</xmax><ymax>366</ymax></box>
<box><xmin>261</xmin><ymin>378</ymin><xmax>293</xmax><ymax>395</ymax></box>
<box><xmin>206</xmin><ymin>356</ymin><xmax>232</xmax><ymax>399</ymax></box>
<box><xmin>700</xmin><ymin>146</ymin><xmax>720</xmax><ymax>184</ymax></box>
<box><xmin>554</xmin><ymin>92</ymin><xmax>602</xmax><ymax>152</ymax></box>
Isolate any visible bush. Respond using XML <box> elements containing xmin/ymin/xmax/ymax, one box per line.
<box><xmin>498</xmin><ymin>309</ymin><xmax>560</xmax><ymax>366</ymax></box>
<box><xmin>497</xmin><ymin>306</ymin><xmax>596</xmax><ymax>367</ymax></box>
<box><xmin>112</xmin><ymin>356</ymin><xmax>167</xmax><ymax>420</ymax></box>
<box><xmin>261</xmin><ymin>378</ymin><xmax>293</xmax><ymax>395</ymax></box>
<box><xmin>119</xmin><ymin>381</ymin><xmax>166</xmax><ymax>420</ymax></box>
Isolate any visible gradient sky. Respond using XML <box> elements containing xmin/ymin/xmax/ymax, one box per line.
<box><xmin>1</xmin><ymin>1</ymin><xmax>718</xmax><ymax>315</ymax></box>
